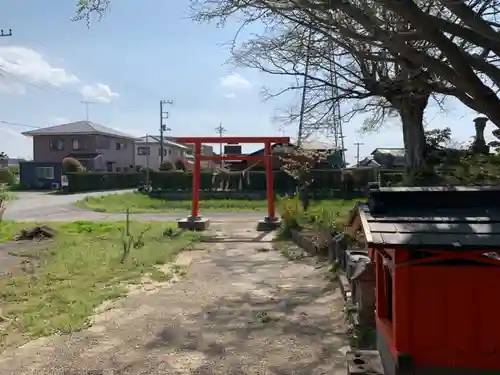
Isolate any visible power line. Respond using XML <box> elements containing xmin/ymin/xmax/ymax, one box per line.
<box><xmin>160</xmin><ymin>100</ymin><xmax>173</xmax><ymax>163</ymax></box>
<box><xmin>25</xmin><ymin>39</ymin><xmax>164</xmax><ymax>102</ymax></box>
<box><xmin>0</xmin><ymin>120</ymin><xmax>40</xmax><ymax>129</ymax></box>
<box><xmin>0</xmin><ymin>65</ymin><xmax>144</xmax><ymax>118</ymax></box>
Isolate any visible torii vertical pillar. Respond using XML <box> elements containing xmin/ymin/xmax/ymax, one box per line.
<box><xmin>173</xmin><ymin>136</ymin><xmax>289</xmax><ymax>231</ymax></box>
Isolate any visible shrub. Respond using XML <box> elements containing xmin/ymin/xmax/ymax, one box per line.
<box><xmin>175</xmin><ymin>160</ymin><xmax>186</xmax><ymax>171</ymax></box>
<box><xmin>8</xmin><ymin>165</ymin><xmax>19</xmax><ymax>176</ymax></box>
<box><xmin>159</xmin><ymin>160</ymin><xmax>175</xmax><ymax>171</ymax></box>
<box><xmin>0</xmin><ymin>168</ymin><xmax>16</xmax><ymax>186</ymax></box>
<box><xmin>62</xmin><ymin>157</ymin><xmax>85</xmax><ymax>173</ymax></box>
<box><xmin>66</xmin><ymin>172</ymin><xmax>145</xmax><ymax>192</ymax></box>
<box><xmin>277</xmin><ymin>196</ymin><xmax>302</xmax><ymax>238</ymax></box>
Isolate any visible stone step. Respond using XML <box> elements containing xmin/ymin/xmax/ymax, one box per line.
<box><xmin>346</xmin><ymin>350</ymin><xmax>384</xmax><ymax>374</ymax></box>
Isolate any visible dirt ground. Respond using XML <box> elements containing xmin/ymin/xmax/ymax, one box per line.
<box><xmin>0</xmin><ymin>240</ymin><xmax>49</xmax><ymax>278</ymax></box>
<box><xmin>0</xmin><ymin>221</ymin><xmax>349</xmax><ymax>375</ymax></box>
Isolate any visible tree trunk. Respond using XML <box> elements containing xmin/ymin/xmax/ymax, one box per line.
<box><xmin>396</xmin><ymin>96</ymin><xmax>429</xmax><ymax>172</ymax></box>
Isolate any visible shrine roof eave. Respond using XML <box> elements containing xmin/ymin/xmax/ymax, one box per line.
<box><xmin>357</xmin><ymin>204</ymin><xmax>500</xmax><ymax>251</ymax></box>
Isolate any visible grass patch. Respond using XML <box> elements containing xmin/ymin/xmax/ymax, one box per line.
<box><xmin>76</xmin><ymin>192</ymin><xmax>269</xmax><ymax>213</ymax></box>
<box><xmin>0</xmin><ymin>184</ymin><xmax>18</xmax><ymax>201</ymax></box>
<box><xmin>76</xmin><ymin>192</ymin><xmax>359</xmax><ymax>215</ymax></box>
<box><xmin>0</xmin><ymin>220</ymin><xmax>200</xmax><ymax>346</ymax></box>
<box><xmin>0</xmin><ymin>221</ymin><xmax>28</xmax><ymax>242</ymax></box>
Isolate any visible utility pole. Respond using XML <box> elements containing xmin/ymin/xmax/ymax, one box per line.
<box><xmin>81</xmin><ymin>101</ymin><xmax>97</xmax><ymax>121</ymax></box>
<box><xmin>145</xmin><ymin>134</ymin><xmax>151</xmax><ymax>185</ymax></box>
<box><xmin>215</xmin><ymin>123</ymin><xmax>226</xmax><ymax>168</ymax></box>
<box><xmin>0</xmin><ymin>29</ymin><xmax>12</xmax><ymax>37</ymax></box>
<box><xmin>354</xmin><ymin>142</ymin><xmax>364</xmax><ymax>167</ymax></box>
<box><xmin>160</xmin><ymin>100</ymin><xmax>173</xmax><ymax>163</ymax></box>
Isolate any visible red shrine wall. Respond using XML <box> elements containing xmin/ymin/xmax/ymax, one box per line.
<box><xmin>375</xmin><ymin>248</ymin><xmax>500</xmax><ymax>371</ymax></box>
<box><xmin>405</xmin><ymin>265</ymin><xmax>500</xmax><ymax>369</ymax></box>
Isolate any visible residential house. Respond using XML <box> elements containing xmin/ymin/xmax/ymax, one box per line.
<box><xmin>165</xmin><ymin>137</ymin><xmax>219</xmax><ymax>169</ymax></box>
<box><xmin>358</xmin><ymin>148</ymin><xmax>405</xmax><ymax>169</ymax></box>
<box><xmin>135</xmin><ymin>135</ymin><xmax>192</xmax><ymax>170</ymax></box>
<box><xmin>20</xmin><ymin>121</ymin><xmax>138</xmax><ymax>189</ymax></box>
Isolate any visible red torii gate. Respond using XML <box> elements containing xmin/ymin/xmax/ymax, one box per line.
<box><xmin>173</xmin><ymin>136</ymin><xmax>290</xmax><ymax>231</ymax></box>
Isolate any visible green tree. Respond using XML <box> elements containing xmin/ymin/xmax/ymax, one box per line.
<box><xmin>62</xmin><ymin>157</ymin><xmax>85</xmax><ymax>173</ymax></box>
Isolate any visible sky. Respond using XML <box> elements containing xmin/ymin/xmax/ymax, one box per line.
<box><xmin>0</xmin><ymin>1</ymin><xmax>496</xmax><ymax>164</ymax></box>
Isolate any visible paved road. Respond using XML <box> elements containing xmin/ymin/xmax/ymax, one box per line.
<box><xmin>4</xmin><ymin>191</ymin><xmax>266</xmax><ymax>222</ymax></box>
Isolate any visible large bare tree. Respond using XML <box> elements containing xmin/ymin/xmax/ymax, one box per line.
<box><xmin>185</xmin><ymin>0</ymin><xmax>500</xmax><ymax>126</ymax></box>
<box><xmin>74</xmin><ymin>1</ymin><xmax>500</xmax><ymax>125</ymax></box>
<box><xmin>229</xmin><ymin>18</ymin><xmax>436</xmax><ymax>169</ymax></box>
<box><xmin>73</xmin><ymin>0</ymin><xmax>500</xmax><ymax>169</ymax></box>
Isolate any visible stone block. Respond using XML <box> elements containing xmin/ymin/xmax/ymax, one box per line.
<box><xmin>256</xmin><ymin>217</ymin><xmax>281</xmax><ymax>231</ymax></box>
<box><xmin>346</xmin><ymin>350</ymin><xmax>384</xmax><ymax>375</ymax></box>
<box><xmin>177</xmin><ymin>217</ymin><xmax>210</xmax><ymax>231</ymax></box>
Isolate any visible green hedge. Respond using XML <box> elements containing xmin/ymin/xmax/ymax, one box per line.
<box><xmin>379</xmin><ymin>170</ymin><xmax>405</xmax><ymax>187</ymax></box>
<box><xmin>66</xmin><ymin>168</ymin><xmax>380</xmax><ymax>193</ymax></box>
<box><xmin>66</xmin><ymin>172</ymin><xmax>145</xmax><ymax>193</ymax></box>
<box><xmin>149</xmin><ymin>169</ymin><xmax>376</xmax><ymax>191</ymax></box>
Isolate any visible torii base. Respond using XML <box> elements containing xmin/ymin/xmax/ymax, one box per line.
<box><xmin>177</xmin><ymin>216</ymin><xmax>210</xmax><ymax>231</ymax></box>
<box><xmin>256</xmin><ymin>216</ymin><xmax>281</xmax><ymax>231</ymax></box>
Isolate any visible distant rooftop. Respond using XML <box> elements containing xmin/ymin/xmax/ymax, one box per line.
<box><xmin>136</xmin><ymin>135</ymin><xmax>188</xmax><ymax>149</ymax></box>
<box><xmin>22</xmin><ymin>121</ymin><xmax>138</xmax><ymax>140</ymax></box>
<box><xmin>371</xmin><ymin>148</ymin><xmax>405</xmax><ymax>157</ymax></box>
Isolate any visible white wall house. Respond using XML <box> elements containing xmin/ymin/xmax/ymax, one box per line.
<box><xmin>135</xmin><ymin>135</ymin><xmax>190</xmax><ymax>170</ymax></box>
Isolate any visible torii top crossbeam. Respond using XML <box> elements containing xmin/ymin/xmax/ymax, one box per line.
<box><xmin>174</xmin><ymin>136</ymin><xmax>290</xmax><ymax>144</ymax></box>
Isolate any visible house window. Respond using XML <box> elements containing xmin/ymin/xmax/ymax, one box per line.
<box><xmin>72</xmin><ymin>139</ymin><xmax>82</xmax><ymax>150</ymax></box>
<box><xmin>116</xmin><ymin>166</ymin><xmax>121</xmax><ymax>172</ymax></box>
<box><xmin>116</xmin><ymin>142</ymin><xmax>126</xmax><ymax>150</ymax></box>
<box><xmin>49</xmin><ymin>138</ymin><xmax>64</xmax><ymax>151</ymax></box>
<box><xmin>158</xmin><ymin>148</ymin><xmax>167</xmax><ymax>156</ymax></box>
<box><xmin>137</xmin><ymin>146</ymin><xmax>150</xmax><ymax>155</ymax></box>
<box><xmin>36</xmin><ymin>167</ymin><xmax>54</xmax><ymax>179</ymax></box>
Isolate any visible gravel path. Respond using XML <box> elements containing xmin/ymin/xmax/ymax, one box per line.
<box><xmin>0</xmin><ymin>222</ymin><xmax>349</xmax><ymax>375</ymax></box>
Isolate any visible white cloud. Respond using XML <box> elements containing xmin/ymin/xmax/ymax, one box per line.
<box><xmin>0</xmin><ymin>46</ymin><xmax>79</xmax><ymax>92</ymax></box>
<box><xmin>219</xmin><ymin>73</ymin><xmax>252</xmax><ymax>90</ymax></box>
<box><xmin>224</xmin><ymin>92</ymin><xmax>236</xmax><ymax>99</ymax></box>
<box><xmin>80</xmin><ymin>82</ymin><xmax>119</xmax><ymax>103</ymax></box>
<box><xmin>0</xmin><ymin>46</ymin><xmax>118</xmax><ymax>104</ymax></box>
